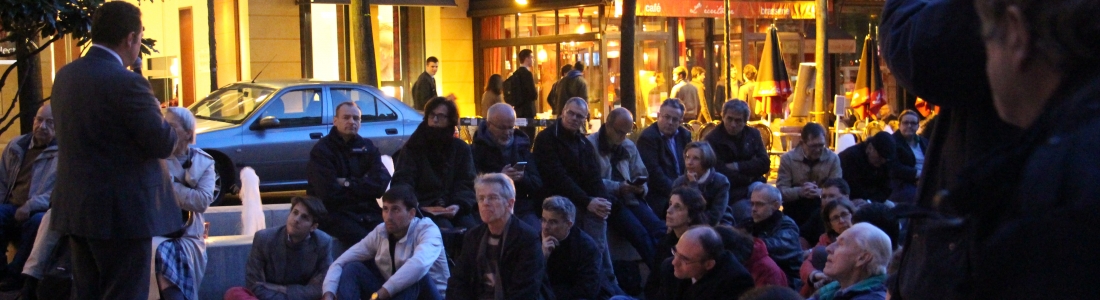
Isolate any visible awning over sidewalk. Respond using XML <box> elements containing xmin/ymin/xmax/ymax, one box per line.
<box><xmin>312</xmin><ymin>0</ymin><xmax>456</xmax><ymax>6</ymax></box>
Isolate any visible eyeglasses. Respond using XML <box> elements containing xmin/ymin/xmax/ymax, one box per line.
<box><xmin>671</xmin><ymin>247</ymin><xmax>704</xmax><ymax>265</ymax></box>
<box><xmin>486</xmin><ymin>121</ymin><xmax>514</xmax><ymax>131</ymax></box>
<box><xmin>829</xmin><ymin>210</ymin><xmax>852</xmax><ymax>223</ymax></box>
<box><xmin>750</xmin><ymin>200</ymin><xmax>776</xmax><ymax>208</ymax></box>
<box><xmin>429</xmin><ymin>113</ymin><xmax>449</xmax><ymax>121</ymax></box>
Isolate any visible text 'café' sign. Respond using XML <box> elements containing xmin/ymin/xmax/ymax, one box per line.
<box><xmin>637</xmin><ymin>0</ymin><xmax>816</xmax><ymax>19</ymax></box>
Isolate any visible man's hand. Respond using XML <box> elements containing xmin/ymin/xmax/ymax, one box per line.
<box><xmin>502</xmin><ymin>164</ymin><xmax>525</xmax><ymax>181</ymax></box>
<box><xmin>617</xmin><ymin>183</ymin><xmax>644</xmax><ymax>196</ymax></box>
<box><xmin>439</xmin><ymin>205</ymin><xmax>460</xmax><ymax>219</ymax></box>
<box><xmin>323</xmin><ymin>292</ymin><xmax>336</xmax><ymax>300</ymax></box>
<box><xmin>811</xmin><ymin>271</ymin><xmax>831</xmax><ymax>289</ymax></box>
<box><xmin>15</xmin><ymin>204</ymin><xmax>31</xmax><ymax>222</ymax></box>
<box><xmin>587</xmin><ymin>197</ymin><xmax>612</xmax><ymax>219</ymax></box>
<box><xmin>799</xmin><ymin>182</ymin><xmax>820</xmax><ymax>198</ymax></box>
<box><xmin>542</xmin><ymin>235</ymin><xmax>559</xmax><ymax>257</ymax></box>
<box><xmin>852</xmin><ymin>198</ymin><xmax>869</xmax><ymax>208</ymax></box>
<box><xmin>260</xmin><ymin>282</ymin><xmax>288</xmax><ymax>294</ymax></box>
<box><xmin>375</xmin><ymin>287</ymin><xmax>392</xmax><ymax>299</ymax></box>
<box><xmin>725</xmin><ymin>162</ymin><xmax>740</xmax><ymax>172</ymax></box>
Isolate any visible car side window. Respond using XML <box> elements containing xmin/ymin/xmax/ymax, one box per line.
<box><xmin>331</xmin><ymin>88</ymin><xmax>398</xmax><ymax>122</ymax></box>
<box><xmin>259</xmin><ymin>89</ymin><xmax>324</xmax><ymax>128</ymax></box>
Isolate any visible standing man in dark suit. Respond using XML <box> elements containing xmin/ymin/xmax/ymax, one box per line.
<box><xmin>636</xmin><ymin>99</ymin><xmax>692</xmax><ymax>216</ymax></box>
<box><xmin>49</xmin><ymin>2</ymin><xmax>181</xmax><ymax>299</ymax></box>
<box><xmin>507</xmin><ymin>49</ymin><xmax>539</xmax><ymax>138</ymax></box>
<box><xmin>411</xmin><ymin>56</ymin><xmax>455</xmax><ymax>111</ymax></box>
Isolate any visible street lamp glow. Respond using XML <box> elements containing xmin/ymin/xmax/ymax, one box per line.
<box><xmin>515</xmin><ymin>0</ymin><xmax>528</xmax><ymax>5</ymax></box>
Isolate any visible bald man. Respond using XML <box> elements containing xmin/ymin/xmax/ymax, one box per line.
<box><xmin>471</xmin><ymin>103</ymin><xmax>543</xmax><ymax>227</ymax></box>
<box><xmin>650</xmin><ymin>226</ymin><xmax>754</xmax><ymax>300</ymax></box>
<box><xmin>0</xmin><ymin>104</ymin><xmax>56</xmax><ymax>290</ymax></box>
<box><xmin>587</xmin><ymin>107</ymin><xmax>665</xmax><ymax>269</ymax></box>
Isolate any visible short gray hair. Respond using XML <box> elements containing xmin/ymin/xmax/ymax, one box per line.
<box><xmin>475</xmin><ymin>173</ymin><xmax>516</xmax><ymax>201</ymax></box>
<box><xmin>564</xmin><ymin>97</ymin><xmax>588</xmax><ymax>110</ymax></box>
<box><xmin>848</xmin><ymin>222</ymin><xmax>893</xmax><ymax>276</ymax></box>
<box><xmin>721</xmin><ymin>100</ymin><xmax>750</xmax><ymax>120</ymax></box>
<box><xmin>165</xmin><ymin>107</ymin><xmax>197</xmax><ymax>144</ymax></box>
<box><xmin>542</xmin><ymin>196</ymin><xmax>576</xmax><ymax>223</ymax></box>
<box><xmin>752</xmin><ymin>183</ymin><xmax>782</xmax><ymax>205</ymax></box>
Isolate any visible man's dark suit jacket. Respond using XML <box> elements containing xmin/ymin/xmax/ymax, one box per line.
<box><xmin>412</xmin><ymin>71</ymin><xmax>436</xmax><ymax>111</ymax></box>
<box><xmin>636</xmin><ymin>123</ymin><xmax>692</xmax><ymax>213</ymax></box>
<box><xmin>50</xmin><ymin>46</ymin><xmax>181</xmax><ymax>239</ymax></box>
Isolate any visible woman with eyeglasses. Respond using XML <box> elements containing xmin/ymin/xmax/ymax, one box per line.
<box><xmin>150</xmin><ymin>107</ymin><xmax>217</xmax><ymax>300</ymax></box>
<box><xmin>889</xmin><ymin>110</ymin><xmax>927</xmax><ymax>205</ymax></box>
<box><xmin>799</xmin><ymin>199</ymin><xmax>856</xmax><ymax>297</ymax></box>
<box><xmin>644</xmin><ymin>187</ymin><xmax>712</xmax><ymax>299</ymax></box>
<box><xmin>392</xmin><ymin>97</ymin><xmax>479</xmax><ymax>230</ymax></box>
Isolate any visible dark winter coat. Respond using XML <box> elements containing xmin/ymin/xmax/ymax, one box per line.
<box><xmin>636</xmin><ymin>123</ymin><xmax>692</xmax><ymax>213</ymax></box>
<box><xmin>838</xmin><ymin>143</ymin><xmax>892</xmax><ymax>203</ymax></box>
<box><xmin>737</xmin><ymin>211</ymin><xmax>802</xmax><ymax>288</ymax></box>
<box><xmin>544</xmin><ymin>226</ymin><xmax>601</xmax><ymax>300</ymax></box>
<box><xmin>554</xmin><ymin>70</ymin><xmax>588</xmax><ymax>105</ymax></box>
<box><xmin>508</xmin><ymin>67</ymin><xmax>539</xmax><ymax>119</ymax></box>
<box><xmin>533</xmin><ymin>120</ymin><xmax>610</xmax><ymax>211</ymax></box>
<box><xmin>392</xmin><ymin>124</ymin><xmax>477</xmax><ymax>218</ymax></box>
<box><xmin>448</xmin><ymin>217</ymin><xmax>545</xmax><ymax>300</ymax></box>
<box><xmin>411</xmin><ymin>71</ymin><xmax>436</xmax><ymax>111</ymax></box>
<box><xmin>307</xmin><ymin>126</ymin><xmax>392</xmax><ymax>213</ymax></box>
<box><xmin>704</xmin><ymin>125</ymin><xmax>770</xmax><ymax>201</ymax></box>
<box><xmin>647</xmin><ymin>251</ymin><xmax>755</xmax><ymax>300</ymax></box>
<box><xmin>890</xmin><ymin>131</ymin><xmax>926</xmax><ymax>185</ymax></box>
<box><xmin>471</xmin><ymin>123</ymin><xmax>543</xmax><ymax>216</ymax></box>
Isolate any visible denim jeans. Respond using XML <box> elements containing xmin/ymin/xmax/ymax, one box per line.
<box><xmin>0</xmin><ymin>203</ymin><xmax>45</xmax><ymax>277</ymax></box>
<box><xmin>337</xmin><ymin>260</ymin><xmax>442</xmax><ymax>300</ymax></box>
<box><xmin>608</xmin><ymin>201</ymin><xmax>666</xmax><ymax>268</ymax></box>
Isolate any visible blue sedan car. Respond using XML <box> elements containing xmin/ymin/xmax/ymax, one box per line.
<box><xmin>189</xmin><ymin>80</ymin><xmax>422</xmax><ymax>204</ymax></box>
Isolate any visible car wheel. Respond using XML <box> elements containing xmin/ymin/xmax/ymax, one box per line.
<box><xmin>210</xmin><ymin>157</ymin><xmax>237</xmax><ymax>206</ymax></box>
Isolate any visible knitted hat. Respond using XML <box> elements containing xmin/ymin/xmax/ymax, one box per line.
<box><xmin>869</xmin><ymin>131</ymin><xmax>897</xmax><ymax>161</ymax></box>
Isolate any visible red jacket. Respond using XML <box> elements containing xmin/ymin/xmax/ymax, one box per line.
<box><xmin>749</xmin><ymin>238</ymin><xmax>789</xmax><ymax>287</ymax></box>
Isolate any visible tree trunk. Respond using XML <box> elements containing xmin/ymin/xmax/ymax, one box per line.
<box><xmin>15</xmin><ymin>40</ymin><xmax>42</xmax><ymax>134</ymax></box>
<box><xmin>620</xmin><ymin>0</ymin><xmax>637</xmax><ymax>117</ymax></box>
<box><xmin>353</xmin><ymin>0</ymin><xmax>379</xmax><ymax>87</ymax></box>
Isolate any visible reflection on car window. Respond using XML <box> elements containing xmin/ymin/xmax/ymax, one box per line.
<box><xmin>259</xmin><ymin>89</ymin><xmax>325</xmax><ymax>128</ymax></box>
<box><xmin>190</xmin><ymin>85</ymin><xmax>275</xmax><ymax>123</ymax></box>
<box><xmin>331</xmin><ymin>88</ymin><xmax>398</xmax><ymax>122</ymax></box>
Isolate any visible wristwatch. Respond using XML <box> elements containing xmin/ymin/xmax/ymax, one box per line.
<box><xmin>343</xmin><ymin>180</ymin><xmax>351</xmax><ymax>187</ymax></box>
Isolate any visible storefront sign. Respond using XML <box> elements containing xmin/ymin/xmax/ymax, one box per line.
<box><xmin>634</xmin><ymin>0</ymin><xmax>816</xmax><ymax>19</ymax></box>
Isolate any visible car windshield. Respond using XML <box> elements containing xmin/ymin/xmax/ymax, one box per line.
<box><xmin>190</xmin><ymin>85</ymin><xmax>276</xmax><ymax>123</ymax></box>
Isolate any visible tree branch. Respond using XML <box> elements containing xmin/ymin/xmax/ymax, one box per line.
<box><xmin>0</xmin><ymin>34</ymin><xmax>65</xmax><ymax>94</ymax></box>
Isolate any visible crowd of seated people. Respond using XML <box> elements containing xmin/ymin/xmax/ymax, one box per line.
<box><xmin>10</xmin><ymin>98</ymin><xmax>921</xmax><ymax>300</ymax></box>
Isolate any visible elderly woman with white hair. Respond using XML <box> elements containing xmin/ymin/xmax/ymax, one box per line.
<box><xmin>809</xmin><ymin>222</ymin><xmax>892</xmax><ymax>300</ymax></box>
<box><xmin>149</xmin><ymin>107</ymin><xmax>217</xmax><ymax>300</ymax></box>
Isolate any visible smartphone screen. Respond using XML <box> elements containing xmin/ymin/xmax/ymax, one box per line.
<box><xmin>514</xmin><ymin>162</ymin><xmax>527</xmax><ymax>172</ymax></box>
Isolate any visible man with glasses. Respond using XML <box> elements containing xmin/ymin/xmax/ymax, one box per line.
<box><xmin>648</xmin><ymin>226</ymin><xmax>753</xmax><ymax>300</ymax></box>
<box><xmin>540</xmin><ymin>196</ymin><xmax>600</xmax><ymax>300</ymax></box>
<box><xmin>534</xmin><ymin>97</ymin><xmax>624</xmax><ymax>296</ymax></box>
<box><xmin>637</xmin><ymin>99</ymin><xmax>693</xmax><ymax>216</ymax></box>
<box><xmin>704</xmin><ymin>100</ymin><xmax>770</xmax><ymax>223</ymax></box>
<box><xmin>737</xmin><ymin>184</ymin><xmax>802</xmax><ymax>289</ymax></box>
<box><xmin>307</xmin><ymin>102</ymin><xmax>393</xmax><ymax>244</ymax></box>
<box><xmin>588</xmin><ymin>108</ymin><xmax>666</xmax><ymax>270</ymax></box>
<box><xmin>471</xmin><ymin>103</ymin><xmax>543</xmax><ymax>228</ymax></box>
<box><xmin>800</xmin><ymin>178</ymin><xmax>853</xmax><ymax>244</ymax></box>
<box><xmin>775</xmin><ymin>122</ymin><xmax>842</xmax><ymax>229</ymax></box>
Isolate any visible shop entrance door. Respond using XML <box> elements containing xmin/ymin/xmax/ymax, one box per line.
<box><xmin>605</xmin><ymin>32</ymin><xmax>675</xmax><ymax>125</ymax></box>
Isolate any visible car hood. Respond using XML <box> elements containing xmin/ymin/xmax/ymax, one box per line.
<box><xmin>195</xmin><ymin>118</ymin><xmax>237</xmax><ymax>133</ymax></box>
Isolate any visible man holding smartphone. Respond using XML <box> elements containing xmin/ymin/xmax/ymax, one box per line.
<box><xmin>471</xmin><ymin>103</ymin><xmax>543</xmax><ymax>228</ymax></box>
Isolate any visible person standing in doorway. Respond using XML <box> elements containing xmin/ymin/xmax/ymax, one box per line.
<box><xmin>412</xmin><ymin>56</ymin><xmax>456</xmax><ymax>110</ymax></box>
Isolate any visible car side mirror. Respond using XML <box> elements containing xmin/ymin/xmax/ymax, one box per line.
<box><xmin>250</xmin><ymin>116</ymin><xmax>280</xmax><ymax>130</ymax></box>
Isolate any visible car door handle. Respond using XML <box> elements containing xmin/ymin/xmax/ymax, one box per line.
<box><xmin>385</xmin><ymin>128</ymin><xmax>398</xmax><ymax>135</ymax></box>
<box><xmin>310</xmin><ymin>132</ymin><xmax>323</xmax><ymax>139</ymax></box>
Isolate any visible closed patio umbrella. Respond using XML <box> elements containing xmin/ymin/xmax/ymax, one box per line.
<box><xmin>755</xmin><ymin>24</ymin><xmax>792</xmax><ymax>117</ymax></box>
<box><xmin>851</xmin><ymin>33</ymin><xmax>887</xmax><ymax>120</ymax></box>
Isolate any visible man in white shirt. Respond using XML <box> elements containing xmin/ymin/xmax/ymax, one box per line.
<box><xmin>322</xmin><ymin>186</ymin><xmax>449</xmax><ymax>300</ymax></box>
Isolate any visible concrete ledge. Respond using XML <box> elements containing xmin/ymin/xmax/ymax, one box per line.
<box><xmin>202</xmin><ymin>235</ymin><xmax>254</xmax><ymax>300</ymax></box>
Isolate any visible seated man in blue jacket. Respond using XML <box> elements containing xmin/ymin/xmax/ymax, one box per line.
<box><xmin>636</xmin><ymin>99</ymin><xmax>692</xmax><ymax>216</ymax></box>
<box><xmin>322</xmin><ymin>186</ymin><xmax>449</xmax><ymax>300</ymax></box>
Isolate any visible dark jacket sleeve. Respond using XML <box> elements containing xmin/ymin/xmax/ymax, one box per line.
<box><xmin>638</xmin><ymin>130</ymin><xmax>674</xmax><ymax>199</ymax></box>
<box><xmin>446</xmin><ymin>229</ymin><xmax>481</xmax><ymax>300</ymax></box>
<box><xmin>518</xmin><ymin>150</ymin><xmax>544</xmax><ymax>197</ymax></box>
<box><xmin>504</xmin><ymin>229</ymin><xmax>546</xmax><ymax>300</ymax></box>
<box><xmin>517</xmin><ymin>70</ymin><xmax>539</xmax><ymax>116</ymax></box>
<box><xmin>412</xmin><ymin>73</ymin><xmax>434</xmax><ymax>109</ymax></box>
<box><xmin>350</xmin><ymin>140</ymin><xmax>392</xmax><ymax>202</ymax></box>
<box><xmin>558</xmin><ymin>235</ymin><xmax>600</xmax><ymax>300</ymax></box>
<box><xmin>737</xmin><ymin>130</ymin><xmax>771</xmax><ymax>179</ymax></box>
<box><xmin>247</xmin><ymin>230</ymin><xmax>281</xmax><ymax>299</ymax></box>
<box><xmin>533</xmin><ymin>133</ymin><xmax>593</xmax><ymax>208</ymax></box>
<box><xmin>889</xmin><ymin>133</ymin><xmax>922</xmax><ymax>183</ymax></box>
<box><xmin>449</xmin><ymin>142</ymin><xmax>478</xmax><ymax>216</ymax></box>
<box><xmin>117</xmin><ymin>75</ymin><xmax>177</xmax><ymax>159</ymax></box>
<box><xmin>391</xmin><ymin>148</ymin><xmax>418</xmax><ymax>192</ymax></box>
<box><xmin>306</xmin><ymin>142</ymin><xmax>351</xmax><ymax>207</ymax></box>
